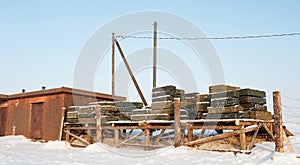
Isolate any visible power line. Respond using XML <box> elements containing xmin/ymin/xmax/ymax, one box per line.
<box><xmin>282</xmin><ymin>95</ymin><xmax>300</xmax><ymax>101</ymax></box>
<box><xmin>116</xmin><ymin>32</ymin><xmax>300</xmax><ymax>40</ymax></box>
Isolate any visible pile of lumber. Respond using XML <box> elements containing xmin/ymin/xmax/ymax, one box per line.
<box><xmin>204</xmin><ymin>85</ymin><xmax>272</xmax><ymax>120</ymax></box>
<box><xmin>131</xmin><ymin>85</ymin><xmax>187</xmax><ymax>121</ymax></box>
<box><xmin>65</xmin><ymin>101</ymin><xmax>144</xmax><ymax>124</ymax></box>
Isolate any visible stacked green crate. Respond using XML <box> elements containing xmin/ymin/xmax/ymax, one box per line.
<box><xmin>206</xmin><ymin>88</ymin><xmax>248</xmax><ymax>119</ymax></box>
<box><xmin>196</xmin><ymin>94</ymin><xmax>210</xmax><ymax>119</ymax></box>
<box><xmin>182</xmin><ymin>92</ymin><xmax>199</xmax><ymax>119</ymax></box>
<box><xmin>238</xmin><ymin>89</ymin><xmax>272</xmax><ymax>120</ymax></box>
<box><xmin>114</xmin><ymin>101</ymin><xmax>143</xmax><ymax>120</ymax></box>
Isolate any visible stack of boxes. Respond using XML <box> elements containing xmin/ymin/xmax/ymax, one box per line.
<box><xmin>130</xmin><ymin>85</ymin><xmax>187</xmax><ymax>121</ymax></box>
<box><xmin>196</xmin><ymin>94</ymin><xmax>210</xmax><ymax>119</ymax></box>
<box><xmin>204</xmin><ymin>85</ymin><xmax>272</xmax><ymax>120</ymax></box>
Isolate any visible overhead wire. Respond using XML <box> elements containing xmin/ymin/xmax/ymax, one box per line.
<box><xmin>115</xmin><ymin>32</ymin><xmax>300</xmax><ymax>40</ymax></box>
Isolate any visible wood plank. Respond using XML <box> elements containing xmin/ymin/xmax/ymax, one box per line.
<box><xmin>188</xmin><ymin>128</ymin><xmax>193</xmax><ymax>142</ymax></box>
<box><xmin>184</xmin><ymin>125</ymin><xmax>259</xmax><ymax>146</ymax></box>
<box><xmin>145</xmin><ymin>129</ymin><xmax>151</xmax><ymax>151</ymax></box>
<box><xmin>64</xmin><ymin>130</ymin><xmax>90</xmax><ymax>146</ymax></box>
<box><xmin>96</xmin><ymin>107</ymin><xmax>102</xmax><ymax>143</ymax></box>
<box><xmin>262</xmin><ymin>123</ymin><xmax>275</xmax><ymax>140</ymax></box>
<box><xmin>248</xmin><ymin>124</ymin><xmax>261</xmax><ymax>150</ymax></box>
<box><xmin>239</xmin><ymin>125</ymin><xmax>247</xmax><ymax>150</ymax></box>
<box><xmin>283</xmin><ymin>130</ymin><xmax>295</xmax><ymax>153</ymax></box>
<box><xmin>115</xmin><ymin>131</ymin><xmax>145</xmax><ymax>147</ymax></box>
<box><xmin>154</xmin><ymin>129</ymin><xmax>166</xmax><ymax>145</ymax></box>
<box><xmin>114</xmin><ymin>128</ymin><xmax>119</xmax><ymax>147</ymax></box>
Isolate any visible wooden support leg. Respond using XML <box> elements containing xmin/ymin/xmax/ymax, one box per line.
<box><xmin>154</xmin><ymin>129</ymin><xmax>166</xmax><ymax>145</ymax></box>
<box><xmin>239</xmin><ymin>125</ymin><xmax>247</xmax><ymax>150</ymax></box>
<box><xmin>65</xmin><ymin>128</ymin><xmax>70</xmax><ymax>142</ymax></box>
<box><xmin>188</xmin><ymin>129</ymin><xmax>193</xmax><ymax>142</ymax></box>
<box><xmin>248</xmin><ymin>124</ymin><xmax>261</xmax><ymax>150</ymax></box>
<box><xmin>114</xmin><ymin>128</ymin><xmax>119</xmax><ymax>147</ymax></box>
<box><xmin>145</xmin><ymin>129</ymin><xmax>151</xmax><ymax>151</ymax></box>
<box><xmin>199</xmin><ymin>129</ymin><xmax>206</xmax><ymax>139</ymax></box>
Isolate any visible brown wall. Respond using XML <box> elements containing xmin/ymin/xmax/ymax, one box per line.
<box><xmin>3</xmin><ymin>94</ymin><xmax>65</xmax><ymax>141</ymax></box>
<box><xmin>1</xmin><ymin>91</ymin><xmax>120</xmax><ymax>141</ymax></box>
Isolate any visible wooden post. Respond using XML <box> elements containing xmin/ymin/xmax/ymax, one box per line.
<box><xmin>153</xmin><ymin>21</ymin><xmax>158</xmax><ymax>88</ymax></box>
<box><xmin>145</xmin><ymin>129</ymin><xmax>151</xmax><ymax>151</ymax></box>
<box><xmin>174</xmin><ymin>98</ymin><xmax>181</xmax><ymax>147</ymax></box>
<box><xmin>239</xmin><ymin>125</ymin><xmax>247</xmax><ymax>150</ymax></box>
<box><xmin>112</xmin><ymin>33</ymin><xmax>115</xmax><ymax>98</ymax></box>
<box><xmin>114</xmin><ymin>128</ymin><xmax>119</xmax><ymax>147</ymax></box>
<box><xmin>65</xmin><ymin>128</ymin><xmax>70</xmax><ymax>142</ymax></box>
<box><xmin>188</xmin><ymin>128</ymin><xmax>193</xmax><ymax>142</ymax></box>
<box><xmin>273</xmin><ymin>91</ymin><xmax>284</xmax><ymax>153</ymax></box>
<box><xmin>96</xmin><ymin>106</ymin><xmax>102</xmax><ymax>143</ymax></box>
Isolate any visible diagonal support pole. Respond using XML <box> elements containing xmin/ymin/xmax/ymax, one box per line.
<box><xmin>114</xmin><ymin>39</ymin><xmax>148</xmax><ymax>106</ymax></box>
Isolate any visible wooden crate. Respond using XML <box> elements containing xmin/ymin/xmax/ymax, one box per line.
<box><xmin>240</xmin><ymin>104</ymin><xmax>267</xmax><ymax>111</ymax></box>
<box><xmin>152</xmin><ymin>95</ymin><xmax>174</xmax><ymax>102</ymax></box>
<box><xmin>152</xmin><ymin>85</ymin><xmax>176</xmax><ymax>93</ymax></box>
<box><xmin>239</xmin><ymin>96</ymin><xmax>266</xmax><ymax>104</ymax></box>
<box><xmin>151</xmin><ymin>109</ymin><xmax>174</xmax><ymax>115</ymax></box>
<box><xmin>248</xmin><ymin>111</ymin><xmax>272</xmax><ymax>120</ymax></box>
<box><xmin>131</xmin><ymin>114</ymin><xmax>170</xmax><ymax>121</ymax></box>
<box><xmin>210</xmin><ymin>98</ymin><xmax>239</xmax><ymax>107</ymax></box>
<box><xmin>209</xmin><ymin>85</ymin><xmax>240</xmax><ymax>93</ymax></box>
<box><xmin>197</xmin><ymin>102</ymin><xmax>210</xmax><ymax>111</ymax></box>
<box><xmin>151</xmin><ymin>101</ymin><xmax>173</xmax><ymax>110</ymax></box>
<box><xmin>197</xmin><ymin>94</ymin><xmax>210</xmax><ymax>102</ymax></box>
<box><xmin>132</xmin><ymin>109</ymin><xmax>151</xmax><ymax>115</ymax></box>
<box><xmin>206</xmin><ymin>112</ymin><xmax>249</xmax><ymax>119</ymax></box>
<box><xmin>207</xmin><ymin>105</ymin><xmax>243</xmax><ymax>114</ymax></box>
<box><xmin>237</xmin><ymin>88</ymin><xmax>266</xmax><ymax>97</ymax></box>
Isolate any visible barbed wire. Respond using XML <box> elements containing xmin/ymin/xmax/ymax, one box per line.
<box><xmin>282</xmin><ymin>95</ymin><xmax>300</xmax><ymax>101</ymax></box>
<box><xmin>115</xmin><ymin>32</ymin><xmax>300</xmax><ymax>40</ymax></box>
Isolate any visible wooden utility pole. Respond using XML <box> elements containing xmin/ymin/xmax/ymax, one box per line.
<box><xmin>153</xmin><ymin>21</ymin><xmax>158</xmax><ymax>88</ymax></box>
<box><xmin>174</xmin><ymin>98</ymin><xmax>181</xmax><ymax>147</ymax></box>
<box><xmin>273</xmin><ymin>91</ymin><xmax>284</xmax><ymax>153</ymax></box>
<box><xmin>112</xmin><ymin>33</ymin><xmax>115</xmax><ymax>98</ymax></box>
<box><xmin>114</xmin><ymin>40</ymin><xmax>148</xmax><ymax>106</ymax></box>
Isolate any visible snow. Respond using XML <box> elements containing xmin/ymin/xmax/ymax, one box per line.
<box><xmin>0</xmin><ymin>113</ymin><xmax>299</xmax><ymax>164</ymax></box>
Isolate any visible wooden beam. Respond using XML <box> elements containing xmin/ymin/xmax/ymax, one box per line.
<box><xmin>65</xmin><ymin>128</ymin><xmax>70</xmax><ymax>142</ymax></box>
<box><xmin>154</xmin><ymin>129</ymin><xmax>166</xmax><ymax>145</ymax></box>
<box><xmin>262</xmin><ymin>123</ymin><xmax>275</xmax><ymax>140</ymax></box>
<box><xmin>96</xmin><ymin>106</ymin><xmax>102</xmax><ymax>143</ymax></box>
<box><xmin>198</xmin><ymin>129</ymin><xmax>206</xmax><ymax>139</ymax></box>
<box><xmin>188</xmin><ymin>128</ymin><xmax>193</xmax><ymax>142</ymax></box>
<box><xmin>273</xmin><ymin>91</ymin><xmax>284</xmax><ymax>153</ymax></box>
<box><xmin>184</xmin><ymin>125</ymin><xmax>259</xmax><ymax>146</ymax></box>
<box><xmin>116</xmin><ymin>131</ymin><xmax>145</xmax><ymax>147</ymax></box>
<box><xmin>239</xmin><ymin>125</ymin><xmax>247</xmax><ymax>150</ymax></box>
<box><xmin>145</xmin><ymin>129</ymin><xmax>151</xmax><ymax>151</ymax></box>
<box><xmin>174</xmin><ymin>98</ymin><xmax>181</xmax><ymax>147</ymax></box>
<box><xmin>283</xmin><ymin>130</ymin><xmax>295</xmax><ymax>153</ymax></box>
<box><xmin>64</xmin><ymin>130</ymin><xmax>90</xmax><ymax>146</ymax></box>
<box><xmin>248</xmin><ymin>124</ymin><xmax>261</xmax><ymax>150</ymax></box>
<box><xmin>114</xmin><ymin>128</ymin><xmax>119</xmax><ymax>147</ymax></box>
<box><xmin>114</xmin><ymin>40</ymin><xmax>148</xmax><ymax>106</ymax></box>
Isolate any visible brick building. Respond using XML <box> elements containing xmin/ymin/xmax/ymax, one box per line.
<box><xmin>0</xmin><ymin>87</ymin><xmax>125</xmax><ymax>141</ymax></box>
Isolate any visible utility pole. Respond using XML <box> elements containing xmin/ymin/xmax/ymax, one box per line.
<box><xmin>112</xmin><ymin>33</ymin><xmax>115</xmax><ymax>99</ymax></box>
<box><xmin>153</xmin><ymin>21</ymin><xmax>158</xmax><ymax>88</ymax></box>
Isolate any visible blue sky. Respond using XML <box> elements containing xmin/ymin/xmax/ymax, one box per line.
<box><xmin>1</xmin><ymin>1</ymin><xmax>300</xmax><ymax>114</ymax></box>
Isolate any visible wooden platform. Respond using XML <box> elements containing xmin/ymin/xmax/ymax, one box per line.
<box><xmin>64</xmin><ymin>118</ymin><xmax>275</xmax><ymax>152</ymax></box>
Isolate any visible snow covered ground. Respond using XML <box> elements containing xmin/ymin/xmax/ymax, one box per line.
<box><xmin>0</xmin><ymin>119</ymin><xmax>299</xmax><ymax>164</ymax></box>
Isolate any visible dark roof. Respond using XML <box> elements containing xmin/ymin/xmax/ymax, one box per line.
<box><xmin>6</xmin><ymin>87</ymin><xmax>125</xmax><ymax>101</ymax></box>
<box><xmin>0</xmin><ymin>94</ymin><xmax>8</xmax><ymax>101</ymax></box>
